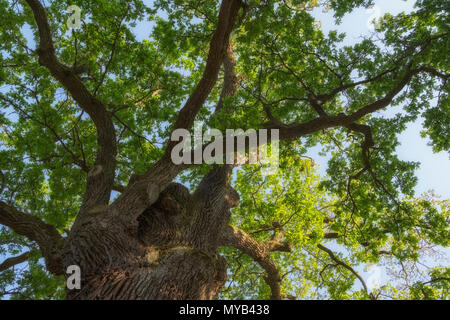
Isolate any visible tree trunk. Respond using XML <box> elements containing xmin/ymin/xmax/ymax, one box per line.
<box><xmin>65</xmin><ymin>236</ymin><xmax>227</xmax><ymax>300</ymax></box>
<box><xmin>64</xmin><ymin>168</ymin><xmax>237</xmax><ymax>300</ymax></box>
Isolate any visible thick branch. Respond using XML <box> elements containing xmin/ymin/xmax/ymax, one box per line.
<box><xmin>111</xmin><ymin>0</ymin><xmax>242</xmax><ymax>224</ymax></box>
<box><xmin>420</xmin><ymin>66</ymin><xmax>449</xmax><ymax>81</ymax></box>
<box><xmin>25</xmin><ymin>0</ymin><xmax>117</xmax><ymax>212</ymax></box>
<box><xmin>164</xmin><ymin>0</ymin><xmax>242</xmax><ymax>155</ymax></box>
<box><xmin>187</xmin><ymin>165</ymin><xmax>239</xmax><ymax>252</ymax></box>
<box><xmin>214</xmin><ymin>43</ymin><xmax>240</xmax><ymax>115</ymax></box>
<box><xmin>311</xmin><ymin>33</ymin><xmax>449</xmax><ymax>103</ymax></box>
<box><xmin>220</xmin><ymin>225</ymin><xmax>291</xmax><ymax>300</ymax></box>
<box><xmin>175</xmin><ymin>64</ymin><xmax>438</xmax><ymax>170</ymax></box>
<box><xmin>0</xmin><ymin>251</ymin><xmax>31</xmax><ymax>272</ymax></box>
<box><xmin>0</xmin><ymin>201</ymin><xmax>64</xmax><ymax>274</ymax></box>
<box><xmin>267</xmin><ymin>65</ymin><xmax>423</xmax><ymax>140</ymax></box>
<box><xmin>317</xmin><ymin>244</ymin><xmax>374</xmax><ymax>299</ymax></box>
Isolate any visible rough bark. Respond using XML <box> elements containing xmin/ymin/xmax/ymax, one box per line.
<box><xmin>64</xmin><ymin>169</ymin><xmax>235</xmax><ymax>300</ymax></box>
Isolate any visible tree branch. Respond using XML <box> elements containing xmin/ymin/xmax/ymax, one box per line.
<box><xmin>0</xmin><ymin>251</ymin><xmax>31</xmax><ymax>272</ymax></box>
<box><xmin>220</xmin><ymin>225</ymin><xmax>292</xmax><ymax>300</ymax></box>
<box><xmin>214</xmin><ymin>43</ymin><xmax>240</xmax><ymax>115</ymax></box>
<box><xmin>110</xmin><ymin>0</ymin><xmax>243</xmax><ymax>224</ymax></box>
<box><xmin>317</xmin><ymin>243</ymin><xmax>374</xmax><ymax>299</ymax></box>
<box><xmin>25</xmin><ymin>0</ymin><xmax>117</xmax><ymax>213</ymax></box>
<box><xmin>0</xmin><ymin>201</ymin><xmax>64</xmax><ymax>274</ymax></box>
<box><xmin>188</xmin><ymin>165</ymin><xmax>239</xmax><ymax>252</ymax></box>
<box><xmin>266</xmin><ymin>65</ymin><xmax>422</xmax><ymax>140</ymax></box>
<box><xmin>164</xmin><ymin>0</ymin><xmax>242</xmax><ymax>155</ymax></box>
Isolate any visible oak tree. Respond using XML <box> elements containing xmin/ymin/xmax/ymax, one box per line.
<box><xmin>0</xmin><ymin>0</ymin><xmax>449</xmax><ymax>299</ymax></box>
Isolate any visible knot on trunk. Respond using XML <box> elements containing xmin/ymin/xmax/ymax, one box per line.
<box><xmin>138</xmin><ymin>183</ymin><xmax>193</xmax><ymax>247</ymax></box>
